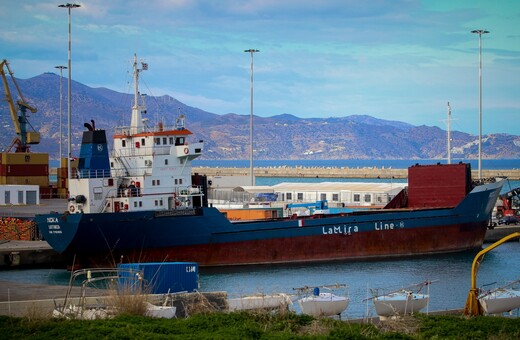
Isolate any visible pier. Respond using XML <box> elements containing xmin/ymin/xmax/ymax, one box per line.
<box><xmin>193</xmin><ymin>166</ymin><xmax>520</xmax><ymax>180</ymax></box>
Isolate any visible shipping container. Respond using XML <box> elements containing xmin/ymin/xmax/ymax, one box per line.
<box><xmin>220</xmin><ymin>207</ymin><xmax>282</xmax><ymax>221</ymax></box>
<box><xmin>0</xmin><ymin>152</ymin><xmax>48</xmax><ymax>165</ymax></box>
<box><xmin>60</xmin><ymin>157</ymin><xmax>78</xmax><ymax>168</ymax></box>
<box><xmin>0</xmin><ymin>164</ymin><xmax>49</xmax><ymax>177</ymax></box>
<box><xmin>407</xmin><ymin>163</ymin><xmax>471</xmax><ymax>208</ymax></box>
<box><xmin>1</xmin><ymin>175</ymin><xmax>48</xmax><ymax>187</ymax></box>
<box><xmin>117</xmin><ymin>262</ymin><xmax>198</xmax><ymax>294</ymax></box>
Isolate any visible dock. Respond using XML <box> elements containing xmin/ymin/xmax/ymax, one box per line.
<box><xmin>193</xmin><ymin>166</ymin><xmax>520</xmax><ymax>180</ymax></box>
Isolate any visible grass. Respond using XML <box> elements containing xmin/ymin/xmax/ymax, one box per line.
<box><xmin>1</xmin><ymin>311</ymin><xmax>520</xmax><ymax>339</ymax></box>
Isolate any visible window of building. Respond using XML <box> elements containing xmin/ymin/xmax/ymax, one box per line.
<box><xmin>286</xmin><ymin>192</ymin><xmax>292</xmax><ymax>200</ymax></box>
<box><xmin>165</xmin><ymin>159</ymin><xmax>168</xmax><ymax>165</ymax></box>
<box><xmin>134</xmin><ymin>202</ymin><xmax>138</xmax><ymax>208</ymax></box>
<box><xmin>155</xmin><ymin>200</ymin><xmax>158</xmax><ymax>206</ymax></box>
<box><xmin>122</xmin><ymin>140</ymin><xmax>126</xmax><ymax>147</ymax></box>
<box><xmin>4</xmin><ymin>191</ymin><xmax>10</xmax><ymax>204</ymax></box>
<box><xmin>179</xmin><ymin>179</ymin><xmax>183</xmax><ymax>185</ymax></box>
<box><xmin>364</xmin><ymin>194</ymin><xmax>371</xmax><ymax>203</ymax></box>
<box><xmin>332</xmin><ymin>193</ymin><xmax>339</xmax><ymax>201</ymax></box>
<box><xmin>163</xmin><ymin>137</ymin><xmax>167</xmax><ymax>145</ymax></box>
<box><xmin>353</xmin><ymin>194</ymin><xmax>360</xmax><ymax>202</ymax></box>
<box><xmin>175</xmin><ymin>179</ymin><xmax>178</xmax><ymax>185</ymax></box>
<box><xmin>152</xmin><ymin>180</ymin><xmax>156</xmax><ymax>186</ymax></box>
<box><xmin>160</xmin><ymin>199</ymin><xmax>163</xmax><ymax>206</ymax></box>
<box><xmin>157</xmin><ymin>180</ymin><xmax>160</xmax><ymax>186</ymax></box>
<box><xmin>169</xmin><ymin>137</ymin><xmax>174</xmax><ymax>144</ymax></box>
<box><xmin>320</xmin><ymin>193</ymin><xmax>327</xmax><ymax>201</ymax></box>
<box><xmin>297</xmin><ymin>193</ymin><xmax>303</xmax><ymax>200</ymax></box>
<box><xmin>139</xmin><ymin>201</ymin><xmax>143</xmax><ymax>207</ymax></box>
<box><xmin>155</xmin><ymin>137</ymin><xmax>160</xmax><ymax>145</ymax></box>
<box><xmin>141</xmin><ymin>138</ymin><xmax>146</xmax><ymax>146</ymax></box>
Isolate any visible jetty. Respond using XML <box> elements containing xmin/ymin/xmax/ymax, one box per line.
<box><xmin>192</xmin><ymin>166</ymin><xmax>520</xmax><ymax>180</ymax></box>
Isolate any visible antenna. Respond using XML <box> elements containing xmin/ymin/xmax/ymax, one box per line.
<box><xmin>447</xmin><ymin>102</ymin><xmax>451</xmax><ymax>164</ymax></box>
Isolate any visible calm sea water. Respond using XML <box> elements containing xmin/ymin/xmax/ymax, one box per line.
<box><xmin>1</xmin><ymin>242</ymin><xmax>519</xmax><ymax>319</ymax></box>
<box><xmin>192</xmin><ymin>159</ymin><xmax>520</xmax><ymax>170</ymax></box>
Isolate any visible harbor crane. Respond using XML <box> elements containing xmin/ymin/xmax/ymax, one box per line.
<box><xmin>0</xmin><ymin>59</ymin><xmax>40</xmax><ymax>152</ymax></box>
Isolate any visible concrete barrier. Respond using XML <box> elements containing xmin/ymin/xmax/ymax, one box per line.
<box><xmin>193</xmin><ymin>167</ymin><xmax>520</xmax><ymax>180</ymax></box>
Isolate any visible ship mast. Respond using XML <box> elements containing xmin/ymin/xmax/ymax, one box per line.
<box><xmin>130</xmin><ymin>54</ymin><xmax>147</xmax><ymax>134</ymax></box>
<box><xmin>447</xmin><ymin>102</ymin><xmax>451</xmax><ymax>164</ymax></box>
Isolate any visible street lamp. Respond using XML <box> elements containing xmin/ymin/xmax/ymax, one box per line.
<box><xmin>59</xmin><ymin>3</ymin><xmax>80</xmax><ymax>184</ymax></box>
<box><xmin>471</xmin><ymin>29</ymin><xmax>489</xmax><ymax>180</ymax></box>
<box><xmin>244</xmin><ymin>49</ymin><xmax>259</xmax><ymax>186</ymax></box>
<box><xmin>54</xmin><ymin>65</ymin><xmax>67</xmax><ymax>160</ymax></box>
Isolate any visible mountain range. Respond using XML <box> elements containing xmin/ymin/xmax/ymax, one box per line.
<box><xmin>1</xmin><ymin>72</ymin><xmax>519</xmax><ymax>161</ymax></box>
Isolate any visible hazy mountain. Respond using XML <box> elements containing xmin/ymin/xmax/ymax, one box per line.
<box><xmin>2</xmin><ymin>72</ymin><xmax>519</xmax><ymax>160</ymax></box>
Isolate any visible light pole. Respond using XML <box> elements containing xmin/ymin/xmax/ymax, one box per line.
<box><xmin>244</xmin><ymin>49</ymin><xmax>259</xmax><ymax>186</ymax></box>
<box><xmin>59</xmin><ymin>3</ymin><xmax>80</xmax><ymax>185</ymax></box>
<box><xmin>54</xmin><ymin>65</ymin><xmax>67</xmax><ymax>160</ymax></box>
<box><xmin>471</xmin><ymin>29</ymin><xmax>489</xmax><ymax>179</ymax></box>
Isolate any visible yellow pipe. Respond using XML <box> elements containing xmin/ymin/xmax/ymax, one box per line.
<box><xmin>464</xmin><ymin>232</ymin><xmax>520</xmax><ymax>316</ymax></box>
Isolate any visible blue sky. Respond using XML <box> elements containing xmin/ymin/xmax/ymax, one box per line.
<box><xmin>2</xmin><ymin>0</ymin><xmax>519</xmax><ymax>135</ymax></box>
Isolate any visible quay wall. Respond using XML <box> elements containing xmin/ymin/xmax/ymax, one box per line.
<box><xmin>193</xmin><ymin>167</ymin><xmax>520</xmax><ymax>180</ymax></box>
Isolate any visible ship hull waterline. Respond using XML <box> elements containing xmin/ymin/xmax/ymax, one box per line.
<box><xmin>36</xmin><ymin>178</ymin><xmax>503</xmax><ymax>268</ymax></box>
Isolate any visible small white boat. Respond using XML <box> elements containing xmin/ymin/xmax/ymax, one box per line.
<box><xmin>479</xmin><ymin>281</ymin><xmax>520</xmax><ymax>315</ymax></box>
<box><xmin>228</xmin><ymin>293</ymin><xmax>292</xmax><ymax>311</ymax></box>
<box><xmin>295</xmin><ymin>284</ymin><xmax>349</xmax><ymax>317</ymax></box>
<box><xmin>372</xmin><ymin>290</ymin><xmax>429</xmax><ymax>318</ymax></box>
<box><xmin>145</xmin><ymin>302</ymin><xmax>177</xmax><ymax>318</ymax></box>
<box><xmin>368</xmin><ymin>280</ymin><xmax>435</xmax><ymax>319</ymax></box>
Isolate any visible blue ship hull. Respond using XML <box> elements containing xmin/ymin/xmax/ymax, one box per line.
<box><xmin>36</xmin><ymin>178</ymin><xmax>504</xmax><ymax>267</ymax></box>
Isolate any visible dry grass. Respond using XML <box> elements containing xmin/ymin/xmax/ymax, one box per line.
<box><xmin>24</xmin><ymin>302</ymin><xmax>52</xmax><ymax>321</ymax></box>
<box><xmin>103</xmin><ymin>280</ymin><xmax>149</xmax><ymax>316</ymax></box>
<box><xmin>297</xmin><ymin>319</ymin><xmax>335</xmax><ymax>336</ymax></box>
<box><xmin>375</xmin><ymin>315</ymin><xmax>421</xmax><ymax>336</ymax></box>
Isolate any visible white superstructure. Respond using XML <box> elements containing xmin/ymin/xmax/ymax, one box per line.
<box><xmin>67</xmin><ymin>55</ymin><xmax>204</xmax><ymax>214</ymax></box>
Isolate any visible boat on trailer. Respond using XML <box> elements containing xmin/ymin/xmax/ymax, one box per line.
<box><xmin>35</xmin><ymin>55</ymin><xmax>505</xmax><ymax>269</ymax></box>
<box><xmin>368</xmin><ymin>280</ymin><xmax>435</xmax><ymax>319</ymax></box>
<box><xmin>227</xmin><ymin>293</ymin><xmax>292</xmax><ymax>311</ymax></box>
<box><xmin>294</xmin><ymin>284</ymin><xmax>349</xmax><ymax>317</ymax></box>
<box><xmin>479</xmin><ymin>280</ymin><xmax>520</xmax><ymax>315</ymax></box>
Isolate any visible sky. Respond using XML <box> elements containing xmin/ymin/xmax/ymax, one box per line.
<box><xmin>1</xmin><ymin>0</ymin><xmax>520</xmax><ymax>135</ymax></box>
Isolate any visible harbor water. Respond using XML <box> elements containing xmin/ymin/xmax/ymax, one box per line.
<box><xmin>1</xmin><ymin>242</ymin><xmax>519</xmax><ymax>319</ymax></box>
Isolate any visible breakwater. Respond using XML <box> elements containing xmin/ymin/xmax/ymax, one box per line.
<box><xmin>193</xmin><ymin>167</ymin><xmax>520</xmax><ymax>180</ymax></box>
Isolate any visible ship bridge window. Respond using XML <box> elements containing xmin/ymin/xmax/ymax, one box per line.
<box><xmin>175</xmin><ymin>137</ymin><xmax>185</xmax><ymax>146</ymax></box>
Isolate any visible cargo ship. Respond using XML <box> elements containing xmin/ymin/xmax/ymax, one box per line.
<box><xmin>35</xmin><ymin>56</ymin><xmax>505</xmax><ymax>268</ymax></box>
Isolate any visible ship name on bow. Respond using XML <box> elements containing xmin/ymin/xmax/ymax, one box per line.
<box><xmin>46</xmin><ymin>217</ymin><xmax>62</xmax><ymax>234</ymax></box>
